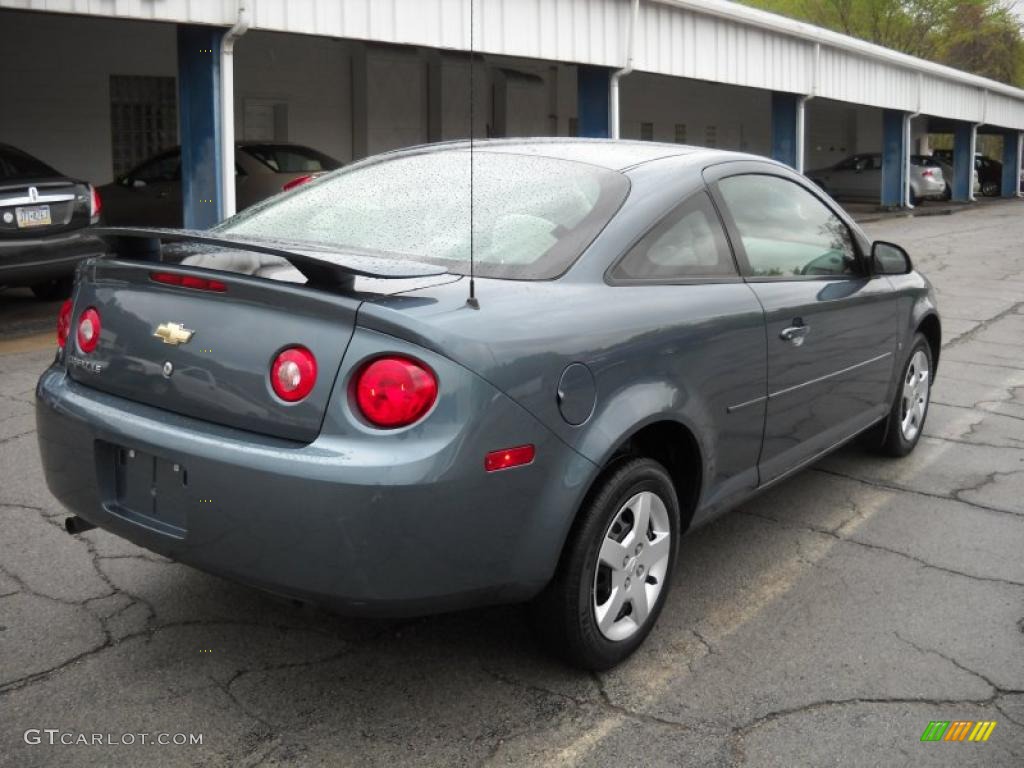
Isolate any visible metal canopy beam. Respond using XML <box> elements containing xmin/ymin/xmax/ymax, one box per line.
<box><xmin>952</xmin><ymin>122</ymin><xmax>976</xmax><ymax>202</ymax></box>
<box><xmin>771</xmin><ymin>92</ymin><xmax>802</xmax><ymax>171</ymax></box>
<box><xmin>881</xmin><ymin>109</ymin><xmax>907</xmax><ymax>208</ymax></box>
<box><xmin>577</xmin><ymin>66</ymin><xmax>611</xmax><ymax>139</ymax></box>
<box><xmin>1002</xmin><ymin>132</ymin><xmax>1022</xmax><ymax>198</ymax></box>
<box><xmin>177</xmin><ymin>25</ymin><xmax>225</xmax><ymax>229</ymax></box>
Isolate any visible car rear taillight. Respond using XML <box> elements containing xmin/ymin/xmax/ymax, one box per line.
<box><xmin>921</xmin><ymin>169</ymin><xmax>934</xmax><ymax>179</ymax></box>
<box><xmin>282</xmin><ymin>174</ymin><xmax>316</xmax><ymax>192</ymax></box>
<box><xmin>150</xmin><ymin>272</ymin><xmax>227</xmax><ymax>293</ymax></box>
<box><xmin>270</xmin><ymin>346</ymin><xmax>318</xmax><ymax>402</ymax></box>
<box><xmin>354</xmin><ymin>356</ymin><xmax>438</xmax><ymax>428</ymax></box>
<box><xmin>76</xmin><ymin>307</ymin><xmax>101</xmax><ymax>354</ymax></box>
<box><xmin>89</xmin><ymin>185</ymin><xmax>102</xmax><ymax>221</ymax></box>
<box><xmin>56</xmin><ymin>299</ymin><xmax>72</xmax><ymax>348</ymax></box>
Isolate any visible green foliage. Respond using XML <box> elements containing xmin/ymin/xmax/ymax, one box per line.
<box><xmin>741</xmin><ymin>0</ymin><xmax>1024</xmax><ymax>86</ymax></box>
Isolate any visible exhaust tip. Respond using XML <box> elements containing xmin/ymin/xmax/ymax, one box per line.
<box><xmin>64</xmin><ymin>516</ymin><xmax>97</xmax><ymax>535</ymax></box>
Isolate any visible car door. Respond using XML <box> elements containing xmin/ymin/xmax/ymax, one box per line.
<box><xmin>107</xmin><ymin>151</ymin><xmax>182</xmax><ymax>227</ymax></box>
<box><xmin>707</xmin><ymin>163</ymin><xmax>899</xmax><ymax>484</ymax></box>
<box><xmin>607</xmin><ymin>188</ymin><xmax>767</xmax><ymax>517</ymax></box>
<box><xmin>819</xmin><ymin>156</ymin><xmax>854</xmax><ymax>197</ymax></box>
<box><xmin>845</xmin><ymin>154</ymin><xmax>880</xmax><ymax>199</ymax></box>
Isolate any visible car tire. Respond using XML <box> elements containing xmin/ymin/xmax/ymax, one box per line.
<box><xmin>30</xmin><ymin>278</ymin><xmax>72</xmax><ymax>301</ymax></box>
<box><xmin>981</xmin><ymin>181</ymin><xmax>999</xmax><ymax>197</ymax></box>
<box><xmin>530</xmin><ymin>457</ymin><xmax>679</xmax><ymax>670</ymax></box>
<box><xmin>873</xmin><ymin>333</ymin><xmax>933</xmax><ymax>457</ymax></box>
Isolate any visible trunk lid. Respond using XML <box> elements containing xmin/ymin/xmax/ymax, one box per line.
<box><xmin>67</xmin><ymin>259</ymin><xmax>360</xmax><ymax>443</ymax></box>
<box><xmin>65</xmin><ymin>228</ymin><xmax>451</xmax><ymax>443</ymax></box>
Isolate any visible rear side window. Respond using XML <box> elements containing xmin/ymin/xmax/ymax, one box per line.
<box><xmin>718</xmin><ymin>174</ymin><xmax>857</xmax><ymax>278</ymax></box>
<box><xmin>242</xmin><ymin>145</ymin><xmax>340</xmax><ymax>173</ymax></box>
<box><xmin>0</xmin><ymin>145</ymin><xmax>59</xmax><ymax>180</ymax></box>
<box><xmin>610</xmin><ymin>191</ymin><xmax>736</xmax><ymax>281</ymax></box>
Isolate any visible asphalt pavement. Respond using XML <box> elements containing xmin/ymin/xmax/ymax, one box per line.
<box><xmin>1</xmin><ymin>201</ymin><xmax>1023</xmax><ymax>767</ymax></box>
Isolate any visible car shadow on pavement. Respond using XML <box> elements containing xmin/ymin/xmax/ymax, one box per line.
<box><xmin>3</xmin><ymin>431</ymin><xmax>1023</xmax><ymax>765</ymax></box>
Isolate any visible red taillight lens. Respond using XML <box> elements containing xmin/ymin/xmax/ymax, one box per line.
<box><xmin>282</xmin><ymin>174</ymin><xmax>316</xmax><ymax>192</ymax></box>
<box><xmin>270</xmin><ymin>346</ymin><xmax>318</xmax><ymax>402</ymax></box>
<box><xmin>56</xmin><ymin>299</ymin><xmax>72</xmax><ymax>348</ymax></box>
<box><xmin>76</xmin><ymin>307</ymin><xmax>101</xmax><ymax>354</ymax></box>
<box><xmin>921</xmin><ymin>169</ymin><xmax>934</xmax><ymax>179</ymax></box>
<box><xmin>354</xmin><ymin>356</ymin><xmax>438</xmax><ymax>428</ymax></box>
<box><xmin>485</xmin><ymin>445</ymin><xmax>536</xmax><ymax>472</ymax></box>
<box><xmin>150</xmin><ymin>272</ymin><xmax>226</xmax><ymax>293</ymax></box>
<box><xmin>89</xmin><ymin>185</ymin><xmax>102</xmax><ymax>220</ymax></box>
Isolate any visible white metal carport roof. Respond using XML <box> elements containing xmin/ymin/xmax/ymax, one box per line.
<box><xmin>4</xmin><ymin>0</ymin><xmax>1023</xmax><ymax>128</ymax></box>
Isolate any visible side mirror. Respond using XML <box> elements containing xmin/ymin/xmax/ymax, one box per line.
<box><xmin>871</xmin><ymin>241</ymin><xmax>912</xmax><ymax>275</ymax></box>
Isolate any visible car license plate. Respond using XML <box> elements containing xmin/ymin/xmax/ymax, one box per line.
<box><xmin>15</xmin><ymin>205</ymin><xmax>51</xmax><ymax>228</ymax></box>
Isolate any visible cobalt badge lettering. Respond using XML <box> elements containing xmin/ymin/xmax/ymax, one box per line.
<box><xmin>66</xmin><ymin>354</ymin><xmax>105</xmax><ymax>374</ymax></box>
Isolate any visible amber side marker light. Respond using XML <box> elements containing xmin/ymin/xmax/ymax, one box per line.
<box><xmin>485</xmin><ymin>445</ymin><xmax>535</xmax><ymax>472</ymax></box>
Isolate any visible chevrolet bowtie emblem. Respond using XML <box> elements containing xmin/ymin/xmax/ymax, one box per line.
<box><xmin>153</xmin><ymin>323</ymin><xmax>195</xmax><ymax>346</ymax></box>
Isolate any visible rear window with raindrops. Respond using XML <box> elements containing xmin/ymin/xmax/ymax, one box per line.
<box><xmin>218</xmin><ymin>149</ymin><xmax>629</xmax><ymax>280</ymax></box>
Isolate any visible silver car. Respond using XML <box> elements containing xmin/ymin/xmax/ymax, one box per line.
<box><xmin>808</xmin><ymin>153</ymin><xmax>946</xmax><ymax>204</ymax></box>
<box><xmin>38</xmin><ymin>140</ymin><xmax>941</xmax><ymax>669</ymax></box>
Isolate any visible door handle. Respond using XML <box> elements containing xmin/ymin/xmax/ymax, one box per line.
<box><xmin>780</xmin><ymin>323</ymin><xmax>810</xmax><ymax>345</ymax></box>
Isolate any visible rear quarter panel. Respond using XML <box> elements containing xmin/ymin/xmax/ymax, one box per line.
<box><xmin>358</xmin><ymin>154</ymin><xmax>769</xmax><ymax>519</ymax></box>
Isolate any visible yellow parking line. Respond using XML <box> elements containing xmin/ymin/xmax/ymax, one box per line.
<box><xmin>0</xmin><ymin>332</ymin><xmax>54</xmax><ymax>355</ymax></box>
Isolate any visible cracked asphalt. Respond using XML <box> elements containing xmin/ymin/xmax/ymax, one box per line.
<box><xmin>2</xmin><ymin>201</ymin><xmax>1023</xmax><ymax>767</ymax></box>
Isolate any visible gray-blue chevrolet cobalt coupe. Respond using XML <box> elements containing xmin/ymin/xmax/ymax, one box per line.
<box><xmin>36</xmin><ymin>140</ymin><xmax>939</xmax><ymax>669</ymax></box>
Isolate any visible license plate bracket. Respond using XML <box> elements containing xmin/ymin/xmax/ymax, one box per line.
<box><xmin>15</xmin><ymin>205</ymin><xmax>52</xmax><ymax>228</ymax></box>
<box><xmin>112</xmin><ymin>447</ymin><xmax>189</xmax><ymax>536</ymax></box>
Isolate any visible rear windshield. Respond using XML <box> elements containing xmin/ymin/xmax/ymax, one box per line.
<box><xmin>218</xmin><ymin>150</ymin><xmax>630</xmax><ymax>280</ymax></box>
<box><xmin>0</xmin><ymin>145</ymin><xmax>59</xmax><ymax>181</ymax></box>
<box><xmin>241</xmin><ymin>145</ymin><xmax>341</xmax><ymax>173</ymax></box>
<box><xmin>911</xmin><ymin>155</ymin><xmax>940</xmax><ymax>167</ymax></box>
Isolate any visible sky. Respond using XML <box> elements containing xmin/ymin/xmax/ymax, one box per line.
<box><xmin>1010</xmin><ymin>0</ymin><xmax>1024</xmax><ymax>24</ymax></box>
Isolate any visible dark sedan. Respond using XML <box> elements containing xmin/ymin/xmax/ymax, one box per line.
<box><xmin>99</xmin><ymin>143</ymin><xmax>341</xmax><ymax>227</ymax></box>
<box><xmin>0</xmin><ymin>143</ymin><xmax>105</xmax><ymax>299</ymax></box>
<box><xmin>932</xmin><ymin>150</ymin><xmax>1003</xmax><ymax>196</ymax></box>
<box><xmin>36</xmin><ymin>140</ymin><xmax>940</xmax><ymax>669</ymax></box>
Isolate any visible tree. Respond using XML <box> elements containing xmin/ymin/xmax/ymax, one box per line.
<box><xmin>741</xmin><ymin>0</ymin><xmax>1024</xmax><ymax>86</ymax></box>
<box><xmin>939</xmin><ymin>1</ymin><xmax>1023</xmax><ymax>83</ymax></box>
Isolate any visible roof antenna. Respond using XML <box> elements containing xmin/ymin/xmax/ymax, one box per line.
<box><xmin>466</xmin><ymin>0</ymin><xmax>480</xmax><ymax>310</ymax></box>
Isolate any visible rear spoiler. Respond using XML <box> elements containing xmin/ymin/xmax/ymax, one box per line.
<box><xmin>91</xmin><ymin>227</ymin><xmax>448</xmax><ymax>287</ymax></box>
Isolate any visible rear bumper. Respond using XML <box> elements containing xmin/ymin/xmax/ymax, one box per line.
<box><xmin>913</xmin><ymin>178</ymin><xmax>947</xmax><ymax>199</ymax></box>
<box><xmin>0</xmin><ymin>229</ymin><xmax>105</xmax><ymax>286</ymax></box>
<box><xmin>36</xmin><ymin>364</ymin><xmax>595</xmax><ymax>616</ymax></box>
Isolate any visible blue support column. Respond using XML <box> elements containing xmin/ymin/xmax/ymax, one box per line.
<box><xmin>1001</xmin><ymin>132</ymin><xmax>1021</xmax><ymax>198</ymax></box>
<box><xmin>177</xmin><ymin>25</ymin><xmax>224</xmax><ymax>229</ymax></box>
<box><xmin>881</xmin><ymin>109</ymin><xmax>907</xmax><ymax>208</ymax></box>
<box><xmin>951</xmin><ymin>122</ymin><xmax>975</xmax><ymax>202</ymax></box>
<box><xmin>770</xmin><ymin>92</ymin><xmax>800</xmax><ymax>169</ymax></box>
<box><xmin>577</xmin><ymin>66</ymin><xmax>610</xmax><ymax>138</ymax></box>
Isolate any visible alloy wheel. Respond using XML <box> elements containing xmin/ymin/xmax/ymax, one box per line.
<box><xmin>592</xmin><ymin>491</ymin><xmax>672</xmax><ymax>642</ymax></box>
<box><xmin>900</xmin><ymin>349</ymin><xmax>930</xmax><ymax>442</ymax></box>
